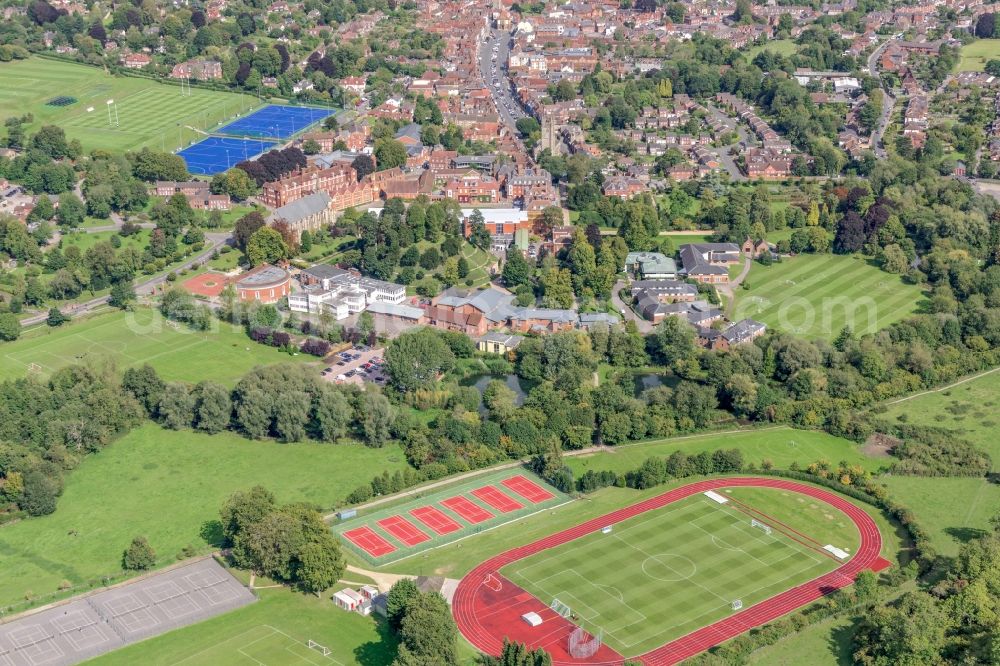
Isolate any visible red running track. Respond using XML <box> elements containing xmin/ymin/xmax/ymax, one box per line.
<box><xmin>452</xmin><ymin>477</ymin><xmax>892</xmax><ymax>666</ymax></box>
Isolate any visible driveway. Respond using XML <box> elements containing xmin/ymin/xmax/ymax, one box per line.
<box><xmin>611</xmin><ymin>279</ymin><xmax>654</xmax><ymax>333</ymax></box>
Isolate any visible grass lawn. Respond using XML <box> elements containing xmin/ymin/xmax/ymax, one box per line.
<box><xmin>89</xmin><ymin>583</ymin><xmax>398</xmax><ymax>666</ymax></box>
<box><xmin>460</xmin><ymin>242</ymin><xmax>496</xmax><ymax>286</ymax></box>
<box><xmin>881</xmin><ymin>476</ymin><xmax>1000</xmax><ymax>557</ymax></box>
<box><xmin>565</xmin><ymin>427</ymin><xmax>882</xmax><ymax>478</ymax></box>
<box><xmin>0</xmin><ymin>423</ymin><xmax>410</xmax><ymax>611</ymax></box>
<box><xmin>876</xmin><ymin>369</ymin><xmax>1000</xmax><ymax>468</ymax></box>
<box><xmin>958</xmin><ymin>39</ymin><xmax>1000</xmax><ymax>72</ymax></box>
<box><xmin>747</xmin><ymin>39</ymin><xmax>797</xmax><ymax>59</ymax></box>
<box><xmin>748</xmin><ymin>612</ymin><xmax>856</xmax><ymax>665</ymax></box>
<box><xmin>661</xmin><ymin>232</ymin><xmax>714</xmax><ymax>246</ymax></box>
<box><xmin>59</xmin><ymin>228</ymin><xmax>152</xmax><ymax>254</ymax></box>
<box><xmin>503</xmin><ymin>487</ymin><xmax>850</xmax><ymax>655</ymax></box>
<box><xmin>735</xmin><ymin>254</ymin><xmax>926</xmax><ymax>339</ymax></box>
<box><xmin>0</xmin><ymin>308</ymin><xmax>312</xmax><ymax>384</ymax></box>
<box><xmin>0</xmin><ymin>57</ymin><xmax>258</xmax><ymax>153</ymax></box>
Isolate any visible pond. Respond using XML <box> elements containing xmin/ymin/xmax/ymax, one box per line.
<box><xmin>461</xmin><ymin>374</ymin><xmax>528</xmax><ymax>409</ymax></box>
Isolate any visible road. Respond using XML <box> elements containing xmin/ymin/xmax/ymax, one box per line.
<box><xmin>20</xmin><ymin>232</ymin><xmax>231</xmax><ymax>326</ymax></box>
<box><xmin>703</xmin><ymin>103</ymin><xmax>750</xmax><ymax>181</ymax></box>
<box><xmin>867</xmin><ymin>40</ymin><xmax>898</xmax><ymax>159</ymax></box>
<box><xmin>478</xmin><ymin>27</ymin><xmax>526</xmax><ymax>130</ymax></box>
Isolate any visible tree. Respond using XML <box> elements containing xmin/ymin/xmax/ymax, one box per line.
<box><xmin>881</xmin><ymin>244</ymin><xmax>908</xmax><ymax>274</ymax></box>
<box><xmin>386</xmin><ymin>579</ymin><xmax>419</xmax><ymax>630</ymax></box>
<box><xmin>296</xmin><ymin>539</ymin><xmax>345</xmax><ymax>594</ymax></box>
<box><xmin>234</xmin><ymin>211</ymin><xmax>266</xmax><ymax>251</ymax></box>
<box><xmin>122</xmin><ymin>536</ymin><xmax>157</xmax><ymax>570</ymax></box>
<box><xmin>220</xmin><ymin>486</ymin><xmax>276</xmax><ymax>546</ymax></box>
<box><xmin>502</xmin><ymin>249</ymin><xmax>533</xmax><ymax>288</ymax></box>
<box><xmin>540</xmin><ymin>266</ymin><xmax>574</xmax><ymax>309</ymax></box>
<box><xmin>109</xmin><ymin>280</ymin><xmax>136</xmax><ymax>309</ymax></box>
<box><xmin>0</xmin><ymin>313</ymin><xmax>21</xmax><ymax>341</ymax></box>
<box><xmin>247</xmin><ymin>227</ymin><xmax>289</xmax><ymax>266</ymax></box>
<box><xmin>374</xmin><ymin>138</ymin><xmax>408</xmax><ymax>170</ymax></box>
<box><xmin>384</xmin><ymin>328</ymin><xmax>456</xmax><ymax>392</ymax></box>
<box><xmin>130</xmin><ymin>147</ymin><xmax>188</xmax><ymax>182</ymax></box>
<box><xmin>194</xmin><ymin>381</ymin><xmax>232</xmax><ymax>433</ymax></box>
<box><xmin>396</xmin><ymin>592</ymin><xmax>458</xmax><ymax>665</ymax></box>
<box><xmin>352</xmin><ymin>154</ymin><xmax>375</xmax><ymax>181</ymax></box>
<box><xmin>214</xmin><ymin>168</ymin><xmax>257</xmax><ymax>201</ymax></box>
<box><xmin>55</xmin><ymin>193</ymin><xmax>86</xmax><ymax>227</ymax></box>
<box><xmin>653</xmin><ymin>316</ymin><xmax>695</xmax><ymax>367</ymax></box>
<box><xmin>123</xmin><ymin>364</ymin><xmax>165</xmax><ymax>416</ymax></box>
<box><xmin>158</xmin><ymin>382</ymin><xmax>195</xmax><ymax>429</ymax></box>
<box><xmin>20</xmin><ymin>470</ymin><xmax>60</xmax><ymax>516</ymax></box>
<box><xmin>302</xmin><ymin>139</ymin><xmax>321</xmax><ymax>155</ymax></box>
<box><xmin>45</xmin><ymin>307</ymin><xmax>68</xmax><ymax>327</ymax></box>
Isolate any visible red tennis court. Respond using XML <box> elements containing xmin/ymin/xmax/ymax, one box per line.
<box><xmin>377</xmin><ymin>515</ymin><xmax>431</xmax><ymax>546</ymax></box>
<box><xmin>441</xmin><ymin>496</ymin><xmax>495</xmax><ymax>524</ymax></box>
<box><xmin>501</xmin><ymin>475</ymin><xmax>555</xmax><ymax>503</ymax></box>
<box><xmin>411</xmin><ymin>506</ymin><xmax>463</xmax><ymax>535</ymax></box>
<box><xmin>343</xmin><ymin>526</ymin><xmax>396</xmax><ymax>558</ymax></box>
<box><xmin>471</xmin><ymin>486</ymin><xmax>523</xmax><ymax>513</ymax></box>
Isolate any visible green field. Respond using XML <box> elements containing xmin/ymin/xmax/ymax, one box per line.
<box><xmin>0</xmin><ymin>423</ymin><xmax>409</xmax><ymax>612</ymax></box>
<box><xmin>503</xmin><ymin>487</ymin><xmax>850</xmax><ymax>655</ymax></box>
<box><xmin>958</xmin><ymin>39</ymin><xmax>1000</xmax><ymax>72</ymax></box>
<box><xmin>877</xmin><ymin>369</ymin><xmax>1000</xmax><ymax>468</ymax></box>
<box><xmin>90</xmin><ymin>583</ymin><xmax>398</xmax><ymax>666</ymax></box>
<box><xmin>881</xmin><ymin>476</ymin><xmax>1000</xmax><ymax>556</ymax></box>
<box><xmin>735</xmin><ymin>254</ymin><xmax>926</xmax><ymax>339</ymax></box>
<box><xmin>0</xmin><ymin>308</ymin><xmax>313</xmax><ymax>384</ymax></box>
<box><xmin>566</xmin><ymin>427</ymin><xmax>882</xmax><ymax>478</ymax></box>
<box><xmin>0</xmin><ymin>57</ymin><xmax>258</xmax><ymax>152</ymax></box>
<box><xmin>747</xmin><ymin>39</ymin><xmax>798</xmax><ymax>59</ymax></box>
<box><xmin>334</xmin><ymin>469</ymin><xmax>568</xmax><ymax>566</ymax></box>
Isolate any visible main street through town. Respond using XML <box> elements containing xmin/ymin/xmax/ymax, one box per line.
<box><xmin>479</xmin><ymin>28</ymin><xmax>526</xmax><ymax>130</ymax></box>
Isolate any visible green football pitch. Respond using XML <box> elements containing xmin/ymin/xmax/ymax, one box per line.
<box><xmin>735</xmin><ymin>254</ymin><xmax>926</xmax><ymax>339</ymax></box>
<box><xmin>0</xmin><ymin>308</ymin><xmax>311</xmax><ymax>384</ymax></box>
<box><xmin>0</xmin><ymin>57</ymin><xmax>258</xmax><ymax>153</ymax></box>
<box><xmin>503</xmin><ymin>492</ymin><xmax>843</xmax><ymax>656</ymax></box>
<box><xmin>174</xmin><ymin>625</ymin><xmax>346</xmax><ymax>665</ymax></box>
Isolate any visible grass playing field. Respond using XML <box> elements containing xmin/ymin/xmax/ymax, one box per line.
<box><xmin>0</xmin><ymin>57</ymin><xmax>258</xmax><ymax>153</ymax></box>
<box><xmin>0</xmin><ymin>308</ymin><xmax>312</xmax><ymax>384</ymax></box>
<box><xmin>0</xmin><ymin>422</ymin><xmax>410</xmax><ymax>612</ymax></box>
<box><xmin>877</xmin><ymin>368</ymin><xmax>1000</xmax><ymax>468</ymax></box>
<box><xmin>502</xmin><ymin>487</ymin><xmax>851</xmax><ymax>655</ymax></box>
<box><xmin>958</xmin><ymin>39</ymin><xmax>1000</xmax><ymax>72</ymax></box>
<box><xmin>735</xmin><ymin>254</ymin><xmax>926</xmax><ymax>339</ymax></box>
<box><xmin>881</xmin><ymin>476</ymin><xmax>1000</xmax><ymax>557</ymax></box>
<box><xmin>566</xmin><ymin>427</ymin><xmax>882</xmax><ymax>477</ymax></box>
<box><xmin>89</xmin><ymin>583</ymin><xmax>398</xmax><ymax>666</ymax></box>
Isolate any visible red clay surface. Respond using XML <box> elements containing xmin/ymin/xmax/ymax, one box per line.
<box><xmin>181</xmin><ymin>272</ymin><xmax>229</xmax><ymax>298</ymax></box>
<box><xmin>442</xmin><ymin>496</ymin><xmax>495</xmax><ymax>524</ymax></box>
<box><xmin>502</xmin><ymin>475</ymin><xmax>556</xmax><ymax>503</ymax></box>
<box><xmin>471</xmin><ymin>486</ymin><xmax>523</xmax><ymax>513</ymax></box>
<box><xmin>452</xmin><ymin>477</ymin><xmax>892</xmax><ymax>666</ymax></box>
<box><xmin>377</xmin><ymin>515</ymin><xmax>431</xmax><ymax>547</ymax></box>
<box><xmin>342</xmin><ymin>526</ymin><xmax>396</xmax><ymax>558</ymax></box>
<box><xmin>411</xmin><ymin>506</ymin><xmax>463</xmax><ymax>535</ymax></box>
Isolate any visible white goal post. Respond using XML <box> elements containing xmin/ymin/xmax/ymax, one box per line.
<box><xmin>750</xmin><ymin>519</ymin><xmax>772</xmax><ymax>535</ymax></box>
<box><xmin>307</xmin><ymin>640</ymin><xmax>331</xmax><ymax>656</ymax></box>
<box><xmin>551</xmin><ymin>598</ymin><xmax>572</xmax><ymax>618</ymax></box>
